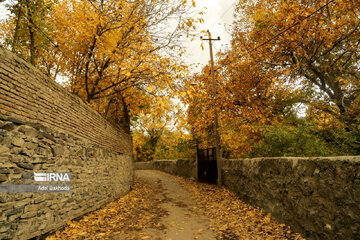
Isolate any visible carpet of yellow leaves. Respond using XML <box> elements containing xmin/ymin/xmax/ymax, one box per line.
<box><xmin>168</xmin><ymin>173</ymin><xmax>306</xmax><ymax>240</ymax></box>
<box><xmin>46</xmin><ymin>178</ymin><xmax>167</xmax><ymax>240</ymax></box>
<box><xmin>46</xmin><ymin>171</ymin><xmax>306</xmax><ymax>240</ymax></box>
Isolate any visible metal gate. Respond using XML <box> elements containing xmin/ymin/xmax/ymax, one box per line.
<box><xmin>197</xmin><ymin>147</ymin><xmax>217</xmax><ymax>184</ymax></box>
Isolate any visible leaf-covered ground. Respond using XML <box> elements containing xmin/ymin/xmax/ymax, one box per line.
<box><xmin>47</xmin><ymin>170</ymin><xmax>305</xmax><ymax>240</ymax></box>
<box><xmin>163</xmin><ymin>172</ymin><xmax>306</xmax><ymax>240</ymax></box>
<box><xmin>47</xmin><ymin>176</ymin><xmax>168</xmax><ymax>240</ymax></box>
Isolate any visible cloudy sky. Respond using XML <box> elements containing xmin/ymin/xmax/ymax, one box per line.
<box><xmin>0</xmin><ymin>0</ymin><xmax>237</xmax><ymax>72</ymax></box>
<box><xmin>183</xmin><ymin>0</ymin><xmax>237</xmax><ymax>72</ymax></box>
<box><xmin>0</xmin><ymin>0</ymin><xmax>9</xmax><ymax>20</ymax></box>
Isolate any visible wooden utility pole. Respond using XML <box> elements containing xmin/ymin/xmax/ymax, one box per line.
<box><xmin>200</xmin><ymin>30</ymin><xmax>222</xmax><ymax>186</ymax></box>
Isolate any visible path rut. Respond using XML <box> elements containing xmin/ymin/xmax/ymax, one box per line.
<box><xmin>131</xmin><ymin>170</ymin><xmax>215</xmax><ymax>240</ymax></box>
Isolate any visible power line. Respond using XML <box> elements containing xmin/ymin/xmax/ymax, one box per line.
<box><xmin>191</xmin><ymin>0</ymin><xmax>337</xmax><ymax>69</ymax></box>
<box><xmin>187</xmin><ymin>1</ymin><xmax>236</xmax><ymax>57</ymax></box>
<box><xmin>251</xmin><ymin>0</ymin><xmax>336</xmax><ymax>52</ymax></box>
<box><xmin>209</xmin><ymin>2</ymin><xmax>236</xmax><ymax>30</ymax></box>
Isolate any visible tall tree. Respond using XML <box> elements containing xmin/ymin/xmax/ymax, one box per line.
<box><xmin>232</xmin><ymin>0</ymin><xmax>360</xmax><ymax>128</ymax></box>
<box><xmin>49</xmin><ymin>0</ymin><xmax>200</xmax><ymax>132</ymax></box>
<box><xmin>2</xmin><ymin>0</ymin><xmax>54</xmax><ymax>66</ymax></box>
<box><xmin>1</xmin><ymin>0</ymin><xmax>202</xmax><ymax>133</ymax></box>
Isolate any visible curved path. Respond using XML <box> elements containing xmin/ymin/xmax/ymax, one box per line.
<box><xmin>50</xmin><ymin>170</ymin><xmax>304</xmax><ymax>240</ymax></box>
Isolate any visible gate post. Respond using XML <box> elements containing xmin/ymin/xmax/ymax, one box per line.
<box><xmin>195</xmin><ymin>144</ymin><xmax>199</xmax><ymax>181</ymax></box>
<box><xmin>216</xmin><ymin>146</ymin><xmax>222</xmax><ymax>186</ymax></box>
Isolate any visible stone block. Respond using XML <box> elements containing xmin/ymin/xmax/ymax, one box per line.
<box><xmin>1</xmin><ymin>135</ymin><xmax>11</xmax><ymax>147</ymax></box>
<box><xmin>0</xmin><ymin>174</ymin><xmax>7</xmax><ymax>182</ymax></box>
<box><xmin>1</xmin><ymin>122</ymin><xmax>15</xmax><ymax>131</ymax></box>
<box><xmin>24</xmin><ymin>204</ymin><xmax>39</xmax><ymax>213</ymax></box>
<box><xmin>0</xmin><ymin>113</ymin><xmax>7</xmax><ymax>121</ymax></box>
<box><xmin>6</xmin><ymin>207</ymin><xmax>24</xmax><ymax>217</ymax></box>
<box><xmin>12</xmin><ymin>138</ymin><xmax>25</xmax><ymax>147</ymax></box>
<box><xmin>0</xmin><ymin>145</ymin><xmax>10</xmax><ymax>154</ymax></box>
<box><xmin>16</xmin><ymin>162</ymin><xmax>34</xmax><ymax>170</ymax></box>
<box><xmin>0</xmin><ymin>168</ymin><xmax>11</xmax><ymax>174</ymax></box>
<box><xmin>13</xmin><ymin>200</ymin><xmax>29</xmax><ymax>208</ymax></box>
<box><xmin>7</xmin><ymin>117</ymin><xmax>25</xmax><ymax>125</ymax></box>
<box><xmin>0</xmin><ymin>224</ymin><xmax>10</xmax><ymax>233</ymax></box>
<box><xmin>52</xmin><ymin>145</ymin><xmax>65</xmax><ymax>157</ymax></box>
<box><xmin>18</xmin><ymin>125</ymin><xmax>38</xmax><ymax>138</ymax></box>
<box><xmin>37</xmin><ymin>146</ymin><xmax>51</xmax><ymax>156</ymax></box>
<box><xmin>0</xmin><ymin>129</ymin><xmax>7</xmax><ymax>136</ymax></box>
<box><xmin>21</xmin><ymin>172</ymin><xmax>33</xmax><ymax>180</ymax></box>
<box><xmin>8</xmin><ymin>213</ymin><xmax>21</xmax><ymax>222</ymax></box>
<box><xmin>24</xmin><ymin>142</ymin><xmax>38</xmax><ymax>150</ymax></box>
<box><xmin>13</xmin><ymin>168</ymin><xmax>22</xmax><ymax>174</ymax></box>
<box><xmin>31</xmin><ymin>156</ymin><xmax>48</xmax><ymax>164</ymax></box>
<box><xmin>10</xmin><ymin>147</ymin><xmax>22</xmax><ymax>154</ymax></box>
<box><xmin>20</xmin><ymin>148</ymin><xmax>36</xmax><ymax>157</ymax></box>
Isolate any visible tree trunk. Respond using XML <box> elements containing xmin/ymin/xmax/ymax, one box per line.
<box><xmin>12</xmin><ymin>0</ymin><xmax>24</xmax><ymax>53</ymax></box>
<box><xmin>26</xmin><ymin>0</ymin><xmax>36</xmax><ymax>65</ymax></box>
<box><xmin>120</xmin><ymin>94</ymin><xmax>131</xmax><ymax>134</ymax></box>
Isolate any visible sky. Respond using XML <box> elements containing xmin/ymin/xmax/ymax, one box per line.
<box><xmin>0</xmin><ymin>0</ymin><xmax>237</xmax><ymax>71</ymax></box>
<box><xmin>183</xmin><ymin>0</ymin><xmax>237</xmax><ymax>72</ymax></box>
<box><xmin>0</xmin><ymin>0</ymin><xmax>9</xmax><ymax>20</ymax></box>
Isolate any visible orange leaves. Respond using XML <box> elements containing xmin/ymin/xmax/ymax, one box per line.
<box><xmin>41</xmin><ymin>0</ymin><xmax>200</xmax><ymax>133</ymax></box>
<box><xmin>182</xmin><ymin>59</ymin><xmax>274</xmax><ymax>156</ymax></box>
<box><xmin>180</xmin><ymin>0</ymin><xmax>360</xmax><ymax>157</ymax></box>
<box><xmin>47</xmin><ymin>178</ymin><xmax>167</xmax><ymax>240</ymax></box>
<box><xmin>233</xmin><ymin>0</ymin><xmax>360</xmax><ymax>123</ymax></box>
<box><xmin>174</xmin><ymin>175</ymin><xmax>306</xmax><ymax>240</ymax></box>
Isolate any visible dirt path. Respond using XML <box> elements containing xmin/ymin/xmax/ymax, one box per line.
<box><xmin>49</xmin><ymin>170</ymin><xmax>305</xmax><ymax>240</ymax></box>
<box><xmin>129</xmin><ymin>171</ymin><xmax>215</xmax><ymax>240</ymax></box>
<box><xmin>133</xmin><ymin>170</ymin><xmax>215</xmax><ymax>240</ymax></box>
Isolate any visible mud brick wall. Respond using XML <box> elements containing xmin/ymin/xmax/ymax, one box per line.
<box><xmin>222</xmin><ymin>157</ymin><xmax>360</xmax><ymax>240</ymax></box>
<box><xmin>0</xmin><ymin>48</ymin><xmax>133</xmax><ymax>239</ymax></box>
<box><xmin>0</xmin><ymin>48</ymin><xmax>131</xmax><ymax>154</ymax></box>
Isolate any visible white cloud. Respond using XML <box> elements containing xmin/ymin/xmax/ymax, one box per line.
<box><xmin>0</xmin><ymin>0</ymin><xmax>10</xmax><ymax>20</ymax></box>
<box><xmin>182</xmin><ymin>0</ymin><xmax>237</xmax><ymax>72</ymax></box>
<box><xmin>0</xmin><ymin>0</ymin><xmax>238</xmax><ymax>73</ymax></box>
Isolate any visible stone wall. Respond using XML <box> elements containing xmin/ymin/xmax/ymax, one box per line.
<box><xmin>135</xmin><ymin>159</ymin><xmax>197</xmax><ymax>180</ymax></box>
<box><xmin>222</xmin><ymin>157</ymin><xmax>360</xmax><ymax>240</ymax></box>
<box><xmin>0</xmin><ymin>48</ymin><xmax>133</xmax><ymax>239</ymax></box>
<box><xmin>138</xmin><ymin>157</ymin><xmax>360</xmax><ymax>240</ymax></box>
<box><xmin>0</xmin><ymin>115</ymin><xmax>133</xmax><ymax>240</ymax></box>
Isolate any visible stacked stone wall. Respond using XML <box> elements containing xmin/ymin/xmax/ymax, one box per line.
<box><xmin>135</xmin><ymin>159</ymin><xmax>197</xmax><ymax>180</ymax></box>
<box><xmin>138</xmin><ymin>157</ymin><xmax>360</xmax><ymax>240</ymax></box>
<box><xmin>222</xmin><ymin>157</ymin><xmax>360</xmax><ymax>240</ymax></box>
<box><xmin>0</xmin><ymin>48</ymin><xmax>133</xmax><ymax>239</ymax></box>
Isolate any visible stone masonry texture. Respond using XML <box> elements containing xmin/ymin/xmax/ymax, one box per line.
<box><xmin>0</xmin><ymin>48</ymin><xmax>131</xmax><ymax>154</ymax></box>
<box><xmin>0</xmin><ymin>48</ymin><xmax>133</xmax><ymax>239</ymax></box>
<box><xmin>139</xmin><ymin>157</ymin><xmax>360</xmax><ymax>240</ymax></box>
<box><xmin>135</xmin><ymin>159</ymin><xmax>197</xmax><ymax>180</ymax></box>
<box><xmin>222</xmin><ymin>157</ymin><xmax>360</xmax><ymax>240</ymax></box>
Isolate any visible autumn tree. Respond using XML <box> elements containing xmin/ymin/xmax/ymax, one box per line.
<box><xmin>181</xmin><ymin>0</ymin><xmax>360</xmax><ymax>157</ymax></box>
<box><xmin>1</xmin><ymin>0</ymin><xmax>201</xmax><ymax>135</ymax></box>
<box><xmin>232</xmin><ymin>0</ymin><xmax>360</xmax><ymax>128</ymax></box>
<box><xmin>49</xmin><ymin>0</ymin><xmax>200</xmax><ymax>133</ymax></box>
<box><xmin>1</xmin><ymin>0</ymin><xmax>55</xmax><ymax>66</ymax></box>
<box><xmin>132</xmin><ymin>95</ymin><xmax>178</xmax><ymax>161</ymax></box>
<box><xmin>181</xmin><ymin>60</ymin><xmax>282</xmax><ymax>156</ymax></box>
